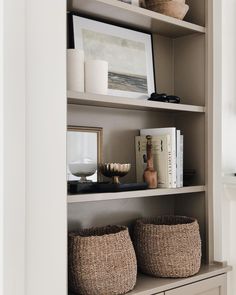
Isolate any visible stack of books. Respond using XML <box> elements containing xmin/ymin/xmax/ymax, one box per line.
<box><xmin>135</xmin><ymin>127</ymin><xmax>183</xmax><ymax>188</ymax></box>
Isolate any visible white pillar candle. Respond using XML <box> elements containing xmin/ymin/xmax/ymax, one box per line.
<box><xmin>67</xmin><ymin>49</ymin><xmax>84</xmax><ymax>92</ymax></box>
<box><xmin>85</xmin><ymin>60</ymin><xmax>108</xmax><ymax>95</ymax></box>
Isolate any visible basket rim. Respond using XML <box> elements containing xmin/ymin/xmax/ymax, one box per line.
<box><xmin>136</xmin><ymin>215</ymin><xmax>198</xmax><ymax>227</ymax></box>
<box><xmin>69</xmin><ymin>225</ymin><xmax>128</xmax><ymax>239</ymax></box>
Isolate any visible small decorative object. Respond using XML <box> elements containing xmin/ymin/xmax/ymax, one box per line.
<box><xmin>148</xmin><ymin>92</ymin><xmax>180</xmax><ymax>103</ymax></box>
<box><xmin>68</xmin><ymin>14</ymin><xmax>155</xmax><ymax>99</ymax></box>
<box><xmin>68</xmin><ymin>225</ymin><xmax>137</xmax><ymax>295</ymax></box>
<box><xmin>143</xmin><ymin>135</ymin><xmax>158</xmax><ymax>188</ymax></box>
<box><xmin>134</xmin><ymin>216</ymin><xmax>202</xmax><ymax>278</ymax></box>
<box><xmin>67</xmin><ymin>49</ymin><xmax>84</xmax><ymax>92</ymax></box>
<box><xmin>67</xmin><ymin>126</ymin><xmax>103</xmax><ymax>182</ymax></box>
<box><xmin>100</xmin><ymin>163</ymin><xmax>131</xmax><ymax>184</ymax></box>
<box><xmin>145</xmin><ymin>0</ymin><xmax>189</xmax><ymax>20</ymax></box>
<box><xmin>85</xmin><ymin>59</ymin><xmax>108</xmax><ymax>95</ymax></box>
<box><xmin>69</xmin><ymin>160</ymin><xmax>97</xmax><ymax>183</ymax></box>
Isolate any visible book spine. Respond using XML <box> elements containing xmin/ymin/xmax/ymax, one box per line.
<box><xmin>180</xmin><ymin>135</ymin><xmax>184</xmax><ymax>187</ymax></box>
<box><xmin>171</xmin><ymin>134</ymin><xmax>177</xmax><ymax>188</ymax></box>
<box><xmin>176</xmin><ymin>130</ymin><xmax>181</xmax><ymax>188</ymax></box>
<box><xmin>167</xmin><ymin>135</ymin><xmax>173</xmax><ymax>188</ymax></box>
<box><xmin>135</xmin><ymin>136</ymin><xmax>144</xmax><ymax>183</ymax></box>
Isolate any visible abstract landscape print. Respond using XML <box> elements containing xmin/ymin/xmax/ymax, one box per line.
<box><xmin>72</xmin><ymin>15</ymin><xmax>155</xmax><ymax>99</ymax></box>
<box><xmin>82</xmin><ymin>29</ymin><xmax>148</xmax><ymax>93</ymax></box>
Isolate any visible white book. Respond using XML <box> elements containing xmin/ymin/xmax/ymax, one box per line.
<box><xmin>176</xmin><ymin>130</ymin><xmax>181</xmax><ymax>188</ymax></box>
<box><xmin>135</xmin><ymin>135</ymin><xmax>172</xmax><ymax>188</ymax></box>
<box><xmin>140</xmin><ymin>127</ymin><xmax>177</xmax><ymax>188</ymax></box>
<box><xmin>180</xmin><ymin>135</ymin><xmax>184</xmax><ymax>187</ymax></box>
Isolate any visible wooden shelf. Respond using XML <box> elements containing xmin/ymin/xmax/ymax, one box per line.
<box><xmin>68</xmin><ymin>91</ymin><xmax>205</xmax><ymax>113</ymax></box>
<box><xmin>128</xmin><ymin>264</ymin><xmax>231</xmax><ymax>295</ymax></box>
<box><xmin>68</xmin><ymin>0</ymin><xmax>206</xmax><ymax>38</ymax></box>
<box><xmin>67</xmin><ymin>185</ymin><xmax>205</xmax><ymax>203</ymax></box>
<box><xmin>68</xmin><ymin>264</ymin><xmax>231</xmax><ymax>295</ymax></box>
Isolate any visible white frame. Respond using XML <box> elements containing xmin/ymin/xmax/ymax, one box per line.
<box><xmin>71</xmin><ymin>15</ymin><xmax>155</xmax><ymax>99</ymax></box>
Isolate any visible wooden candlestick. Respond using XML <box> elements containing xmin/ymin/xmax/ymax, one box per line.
<box><xmin>143</xmin><ymin>135</ymin><xmax>158</xmax><ymax>189</ymax></box>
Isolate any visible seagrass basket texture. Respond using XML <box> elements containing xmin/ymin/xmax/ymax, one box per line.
<box><xmin>145</xmin><ymin>0</ymin><xmax>189</xmax><ymax>20</ymax></box>
<box><xmin>68</xmin><ymin>225</ymin><xmax>137</xmax><ymax>295</ymax></box>
<box><xmin>134</xmin><ymin>216</ymin><xmax>201</xmax><ymax>278</ymax></box>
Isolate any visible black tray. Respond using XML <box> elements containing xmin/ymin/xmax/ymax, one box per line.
<box><xmin>68</xmin><ymin>181</ymin><xmax>148</xmax><ymax>194</ymax></box>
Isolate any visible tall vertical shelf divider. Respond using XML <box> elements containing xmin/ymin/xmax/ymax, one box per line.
<box><xmin>67</xmin><ymin>1</ymin><xmax>231</xmax><ymax>294</ymax></box>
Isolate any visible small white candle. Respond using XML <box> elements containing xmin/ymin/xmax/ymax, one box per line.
<box><xmin>67</xmin><ymin>49</ymin><xmax>84</xmax><ymax>92</ymax></box>
<box><xmin>85</xmin><ymin>60</ymin><xmax>108</xmax><ymax>95</ymax></box>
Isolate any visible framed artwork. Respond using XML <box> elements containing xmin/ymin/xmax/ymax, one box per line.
<box><xmin>68</xmin><ymin>14</ymin><xmax>155</xmax><ymax>99</ymax></box>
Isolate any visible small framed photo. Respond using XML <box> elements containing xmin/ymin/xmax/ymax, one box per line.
<box><xmin>68</xmin><ymin>14</ymin><xmax>155</xmax><ymax>99</ymax></box>
<box><xmin>67</xmin><ymin>126</ymin><xmax>103</xmax><ymax>182</ymax></box>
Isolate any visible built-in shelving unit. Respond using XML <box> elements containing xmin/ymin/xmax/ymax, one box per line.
<box><xmin>68</xmin><ymin>185</ymin><xmax>206</xmax><ymax>203</ymax></box>
<box><xmin>68</xmin><ymin>0</ymin><xmax>206</xmax><ymax>37</ymax></box>
<box><xmin>68</xmin><ymin>91</ymin><xmax>205</xmax><ymax>113</ymax></box>
<box><xmin>66</xmin><ymin>0</ymin><xmax>231</xmax><ymax>294</ymax></box>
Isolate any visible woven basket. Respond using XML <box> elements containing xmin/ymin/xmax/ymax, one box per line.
<box><xmin>145</xmin><ymin>0</ymin><xmax>189</xmax><ymax>20</ymax></box>
<box><xmin>134</xmin><ymin>216</ymin><xmax>201</xmax><ymax>278</ymax></box>
<box><xmin>68</xmin><ymin>225</ymin><xmax>137</xmax><ymax>295</ymax></box>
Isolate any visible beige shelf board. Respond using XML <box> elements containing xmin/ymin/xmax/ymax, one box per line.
<box><xmin>67</xmin><ymin>91</ymin><xmax>205</xmax><ymax>113</ymax></box>
<box><xmin>128</xmin><ymin>264</ymin><xmax>232</xmax><ymax>295</ymax></box>
<box><xmin>68</xmin><ymin>0</ymin><xmax>206</xmax><ymax>38</ymax></box>
<box><xmin>67</xmin><ymin>185</ymin><xmax>206</xmax><ymax>203</ymax></box>
<box><xmin>68</xmin><ymin>264</ymin><xmax>231</xmax><ymax>295</ymax></box>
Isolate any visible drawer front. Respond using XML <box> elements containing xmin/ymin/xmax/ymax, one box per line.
<box><xmin>165</xmin><ymin>274</ymin><xmax>227</xmax><ymax>295</ymax></box>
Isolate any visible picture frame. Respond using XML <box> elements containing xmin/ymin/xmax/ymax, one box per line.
<box><xmin>68</xmin><ymin>13</ymin><xmax>155</xmax><ymax>99</ymax></box>
<box><xmin>67</xmin><ymin>126</ymin><xmax>103</xmax><ymax>182</ymax></box>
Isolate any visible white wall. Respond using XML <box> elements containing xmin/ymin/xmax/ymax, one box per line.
<box><xmin>1</xmin><ymin>0</ymin><xmax>26</xmax><ymax>295</ymax></box>
<box><xmin>222</xmin><ymin>1</ymin><xmax>236</xmax><ymax>174</ymax></box>
<box><xmin>0</xmin><ymin>0</ymin><xmax>4</xmax><ymax>293</ymax></box>
<box><xmin>25</xmin><ymin>0</ymin><xmax>67</xmax><ymax>294</ymax></box>
<box><xmin>1</xmin><ymin>0</ymin><xmax>67</xmax><ymax>294</ymax></box>
<box><xmin>221</xmin><ymin>1</ymin><xmax>236</xmax><ymax>294</ymax></box>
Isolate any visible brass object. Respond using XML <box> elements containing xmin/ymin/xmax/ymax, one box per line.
<box><xmin>100</xmin><ymin>163</ymin><xmax>131</xmax><ymax>184</ymax></box>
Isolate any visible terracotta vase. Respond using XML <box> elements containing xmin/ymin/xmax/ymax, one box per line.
<box><xmin>143</xmin><ymin>135</ymin><xmax>158</xmax><ymax>189</ymax></box>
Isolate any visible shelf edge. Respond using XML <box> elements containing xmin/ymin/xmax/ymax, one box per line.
<box><xmin>67</xmin><ymin>91</ymin><xmax>205</xmax><ymax>113</ymax></box>
<box><xmin>67</xmin><ymin>185</ymin><xmax>206</xmax><ymax>203</ymax></box>
<box><xmin>68</xmin><ymin>0</ymin><xmax>206</xmax><ymax>36</ymax></box>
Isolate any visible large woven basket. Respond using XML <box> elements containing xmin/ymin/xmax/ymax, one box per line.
<box><xmin>134</xmin><ymin>216</ymin><xmax>201</xmax><ymax>278</ymax></box>
<box><xmin>68</xmin><ymin>225</ymin><xmax>137</xmax><ymax>295</ymax></box>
